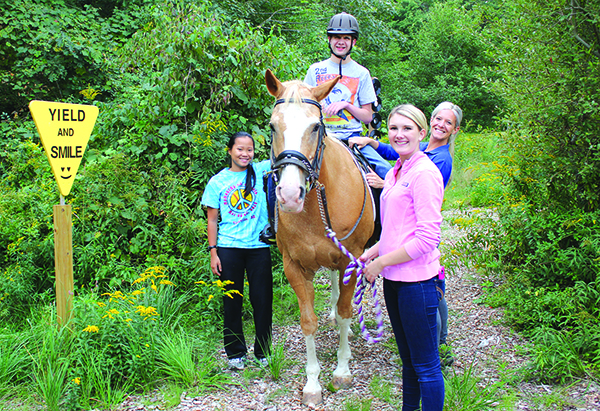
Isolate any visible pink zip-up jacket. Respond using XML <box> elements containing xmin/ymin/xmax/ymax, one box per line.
<box><xmin>379</xmin><ymin>150</ymin><xmax>444</xmax><ymax>282</ymax></box>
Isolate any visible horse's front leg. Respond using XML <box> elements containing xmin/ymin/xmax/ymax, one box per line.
<box><xmin>332</xmin><ymin>270</ymin><xmax>356</xmax><ymax>389</ymax></box>
<box><xmin>285</xmin><ymin>262</ymin><xmax>322</xmax><ymax>405</ymax></box>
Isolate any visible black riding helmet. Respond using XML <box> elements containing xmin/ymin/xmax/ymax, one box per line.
<box><xmin>327</xmin><ymin>12</ymin><xmax>360</xmax><ymax>76</ymax></box>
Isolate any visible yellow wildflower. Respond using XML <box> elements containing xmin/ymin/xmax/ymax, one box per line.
<box><xmin>102</xmin><ymin>309</ymin><xmax>120</xmax><ymax>319</ymax></box>
<box><xmin>83</xmin><ymin>325</ymin><xmax>99</xmax><ymax>333</ymax></box>
<box><xmin>159</xmin><ymin>279</ymin><xmax>175</xmax><ymax>286</ymax></box>
<box><xmin>207</xmin><ymin>295</ymin><xmax>214</xmax><ymax>302</ymax></box>
<box><xmin>72</xmin><ymin>377</ymin><xmax>81</xmax><ymax>385</ymax></box>
<box><xmin>135</xmin><ymin>305</ymin><xmax>158</xmax><ymax>317</ymax></box>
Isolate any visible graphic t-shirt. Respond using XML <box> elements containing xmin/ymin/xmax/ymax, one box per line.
<box><xmin>201</xmin><ymin>160</ymin><xmax>271</xmax><ymax>249</ymax></box>
<box><xmin>304</xmin><ymin>59</ymin><xmax>376</xmax><ymax>139</ymax></box>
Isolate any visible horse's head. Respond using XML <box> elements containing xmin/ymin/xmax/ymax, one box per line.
<box><xmin>265</xmin><ymin>69</ymin><xmax>340</xmax><ymax>213</ymax></box>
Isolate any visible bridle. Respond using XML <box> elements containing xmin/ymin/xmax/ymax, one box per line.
<box><xmin>270</xmin><ymin>98</ymin><xmax>327</xmax><ymax>194</ymax></box>
<box><xmin>269</xmin><ymin>97</ymin><xmax>369</xmax><ymax>241</ymax></box>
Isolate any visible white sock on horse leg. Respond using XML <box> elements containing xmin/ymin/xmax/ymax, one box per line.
<box><xmin>333</xmin><ymin>317</ymin><xmax>352</xmax><ymax>380</ymax></box>
<box><xmin>303</xmin><ymin>335</ymin><xmax>322</xmax><ymax>401</ymax></box>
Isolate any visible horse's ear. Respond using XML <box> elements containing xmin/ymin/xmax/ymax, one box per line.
<box><xmin>265</xmin><ymin>69</ymin><xmax>285</xmax><ymax>98</ymax></box>
<box><xmin>312</xmin><ymin>75</ymin><xmax>341</xmax><ymax>102</ymax></box>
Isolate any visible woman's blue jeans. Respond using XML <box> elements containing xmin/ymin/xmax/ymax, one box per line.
<box><xmin>383</xmin><ymin>277</ymin><xmax>445</xmax><ymax>411</ymax></box>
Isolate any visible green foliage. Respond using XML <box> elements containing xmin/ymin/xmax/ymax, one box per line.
<box><xmin>490</xmin><ymin>0</ymin><xmax>600</xmax><ymax>212</ymax></box>
<box><xmin>0</xmin><ymin>0</ymin><xmax>148</xmax><ymax>114</ymax></box>
<box><xmin>529</xmin><ymin>326</ymin><xmax>600</xmax><ymax>384</ymax></box>
<box><xmin>0</xmin><ymin>332</ymin><xmax>30</xmax><ymax>396</ymax></box>
<box><xmin>100</xmin><ymin>0</ymin><xmax>304</xmax><ymax>174</ymax></box>
<box><xmin>445</xmin><ymin>130</ymin><xmax>511</xmax><ymax>208</ymax></box>
<box><xmin>385</xmin><ymin>0</ymin><xmax>502</xmax><ymax>128</ymax></box>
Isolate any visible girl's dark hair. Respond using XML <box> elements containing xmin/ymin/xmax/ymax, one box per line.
<box><xmin>228</xmin><ymin>131</ymin><xmax>256</xmax><ymax>197</ymax></box>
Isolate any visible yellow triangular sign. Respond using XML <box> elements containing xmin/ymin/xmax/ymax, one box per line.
<box><xmin>29</xmin><ymin>101</ymin><xmax>98</xmax><ymax>197</ymax></box>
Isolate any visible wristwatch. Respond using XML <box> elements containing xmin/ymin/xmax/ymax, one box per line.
<box><xmin>207</xmin><ymin>245</ymin><xmax>217</xmax><ymax>251</ymax></box>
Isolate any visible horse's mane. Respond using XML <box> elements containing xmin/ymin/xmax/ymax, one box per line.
<box><xmin>280</xmin><ymin>80</ymin><xmax>313</xmax><ymax>109</ymax></box>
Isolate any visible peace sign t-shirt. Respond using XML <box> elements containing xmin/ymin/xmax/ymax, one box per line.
<box><xmin>201</xmin><ymin>160</ymin><xmax>270</xmax><ymax>249</ymax></box>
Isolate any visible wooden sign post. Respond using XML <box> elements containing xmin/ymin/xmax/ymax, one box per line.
<box><xmin>29</xmin><ymin>101</ymin><xmax>98</xmax><ymax>327</ymax></box>
<box><xmin>54</xmin><ymin>201</ymin><xmax>74</xmax><ymax>326</ymax></box>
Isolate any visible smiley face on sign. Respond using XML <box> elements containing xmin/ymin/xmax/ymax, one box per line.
<box><xmin>60</xmin><ymin>167</ymin><xmax>72</xmax><ymax>180</ymax></box>
<box><xmin>28</xmin><ymin>101</ymin><xmax>98</xmax><ymax>197</ymax></box>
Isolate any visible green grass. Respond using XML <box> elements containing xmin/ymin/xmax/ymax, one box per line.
<box><xmin>369</xmin><ymin>374</ymin><xmax>399</xmax><ymax>407</ymax></box>
<box><xmin>444</xmin><ymin>130</ymin><xmax>509</xmax><ymax>208</ymax></box>
<box><xmin>443</xmin><ymin>362</ymin><xmax>505</xmax><ymax>411</ymax></box>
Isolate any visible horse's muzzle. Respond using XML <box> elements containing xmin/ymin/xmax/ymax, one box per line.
<box><xmin>276</xmin><ymin>182</ymin><xmax>306</xmax><ymax>213</ymax></box>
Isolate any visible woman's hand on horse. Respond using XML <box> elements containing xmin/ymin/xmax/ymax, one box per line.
<box><xmin>348</xmin><ymin>136</ymin><xmax>374</xmax><ymax>149</ymax></box>
<box><xmin>365</xmin><ymin>169</ymin><xmax>384</xmax><ymax>189</ymax></box>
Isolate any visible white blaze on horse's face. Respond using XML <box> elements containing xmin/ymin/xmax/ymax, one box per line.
<box><xmin>274</xmin><ymin>103</ymin><xmax>320</xmax><ymax>214</ymax></box>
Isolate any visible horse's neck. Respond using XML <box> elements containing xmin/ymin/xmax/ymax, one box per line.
<box><xmin>319</xmin><ymin>138</ymin><xmax>356</xmax><ymax>186</ymax></box>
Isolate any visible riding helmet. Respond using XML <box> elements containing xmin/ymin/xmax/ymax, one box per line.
<box><xmin>327</xmin><ymin>12</ymin><xmax>359</xmax><ymax>39</ymax></box>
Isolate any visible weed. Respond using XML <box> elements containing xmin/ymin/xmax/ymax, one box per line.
<box><xmin>265</xmin><ymin>337</ymin><xmax>287</xmax><ymax>381</ymax></box>
<box><xmin>443</xmin><ymin>362</ymin><xmax>505</xmax><ymax>411</ymax></box>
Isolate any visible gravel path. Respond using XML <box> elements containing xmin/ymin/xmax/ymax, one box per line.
<box><xmin>117</xmin><ymin>209</ymin><xmax>600</xmax><ymax>411</ymax></box>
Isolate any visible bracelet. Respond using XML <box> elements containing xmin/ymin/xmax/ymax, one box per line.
<box><xmin>207</xmin><ymin>245</ymin><xmax>217</xmax><ymax>252</ymax></box>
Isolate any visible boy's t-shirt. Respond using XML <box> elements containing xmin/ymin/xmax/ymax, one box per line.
<box><xmin>201</xmin><ymin>160</ymin><xmax>270</xmax><ymax>249</ymax></box>
<box><xmin>305</xmin><ymin>59</ymin><xmax>376</xmax><ymax>139</ymax></box>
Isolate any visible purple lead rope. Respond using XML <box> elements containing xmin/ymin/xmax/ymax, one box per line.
<box><xmin>325</xmin><ymin>228</ymin><xmax>384</xmax><ymax>344</ymax></box>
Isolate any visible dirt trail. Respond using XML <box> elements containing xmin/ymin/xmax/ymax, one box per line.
<box><xmin>117</xmin><ymin>210</ymin><xmax>600</xmax><ymax>411</ymax></box>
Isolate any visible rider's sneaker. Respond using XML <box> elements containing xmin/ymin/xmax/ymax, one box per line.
<box><xmin>259</xmin><ymin>223</ymin><xmax>276</xmax><ymax>245</ymax></box>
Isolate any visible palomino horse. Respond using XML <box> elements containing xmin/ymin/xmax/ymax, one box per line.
<box><xmin>265</xmin><ymin>69</ymin><xmax>374</xmax><ymax>405</ymax></box>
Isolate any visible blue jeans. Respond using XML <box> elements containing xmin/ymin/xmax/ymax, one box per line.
<box><xmin>383</xmin><ymin>278</ymin><xmax>444</xmax><ymax>411</ymax></box>
<box><xmin>434</xmin><ymin>278</ymin><xmax>448</xmax><ymax>346</ymax></box>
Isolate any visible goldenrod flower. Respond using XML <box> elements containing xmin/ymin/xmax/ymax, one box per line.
<box><xmin>135</xmin><ymin>305</ymin><xmax>158</xmax><ymax>317</ymax></box>
<box><xmin>102</xmin><ymin>309</ymin><xmax>120</xmax><ymax>319</ymax></box>
<box><xmin>83</xmin><ymin>325</ymin><xmax>99</xmax><ymax>333</ymax></box>
<box><xmin>159</xmin><ymin>279</ymin><xmax>175</xmax><ymax>286</ymax></box>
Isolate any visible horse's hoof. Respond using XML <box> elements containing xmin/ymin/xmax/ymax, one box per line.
<box><xmin>331</xmin><ymin>375</ymin><xmax>353</xmax><ymax>390</ymax></box>
<box><xmin>302</xmin><ymin>390</ymin><xmax>322</xmax><ymax>406</ymax></box>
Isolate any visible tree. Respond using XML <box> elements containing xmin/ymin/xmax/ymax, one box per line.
<box><xmin>383</xmin><ymin>0</ymin><xmax>502</xmax><ymax>128</ymax></box>
<box><xmin>491</xmin><ymin>0</ymin><xmax>600</xmax><ymax>212</ymax></box>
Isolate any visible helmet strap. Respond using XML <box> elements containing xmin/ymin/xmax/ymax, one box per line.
<box><xmin>328</xmin><ymin>39</ymin><xmax>354</xmax><ymax>78</ymax></box>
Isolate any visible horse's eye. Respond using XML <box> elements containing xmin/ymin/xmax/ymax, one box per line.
<box><xmin>312</xmin><ymin>124</ymin><xmax>320</xmax><ymax>134</ymax></box>
<box><xmin>269</xmin><ymin>123</ymin><xmax>275</xmax><ymax>132</ymax></box>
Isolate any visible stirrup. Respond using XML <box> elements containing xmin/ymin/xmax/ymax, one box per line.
<box><xmin>259</xmin><ymin>223</ymin><xmax>277</xmax><ymax>245</ymax></box>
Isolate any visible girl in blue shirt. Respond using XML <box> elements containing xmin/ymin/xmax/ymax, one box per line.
<box><xmin>201</xmin><ymin>131</ymin><xmax>272</xmax><ymax>370</ymax></box>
